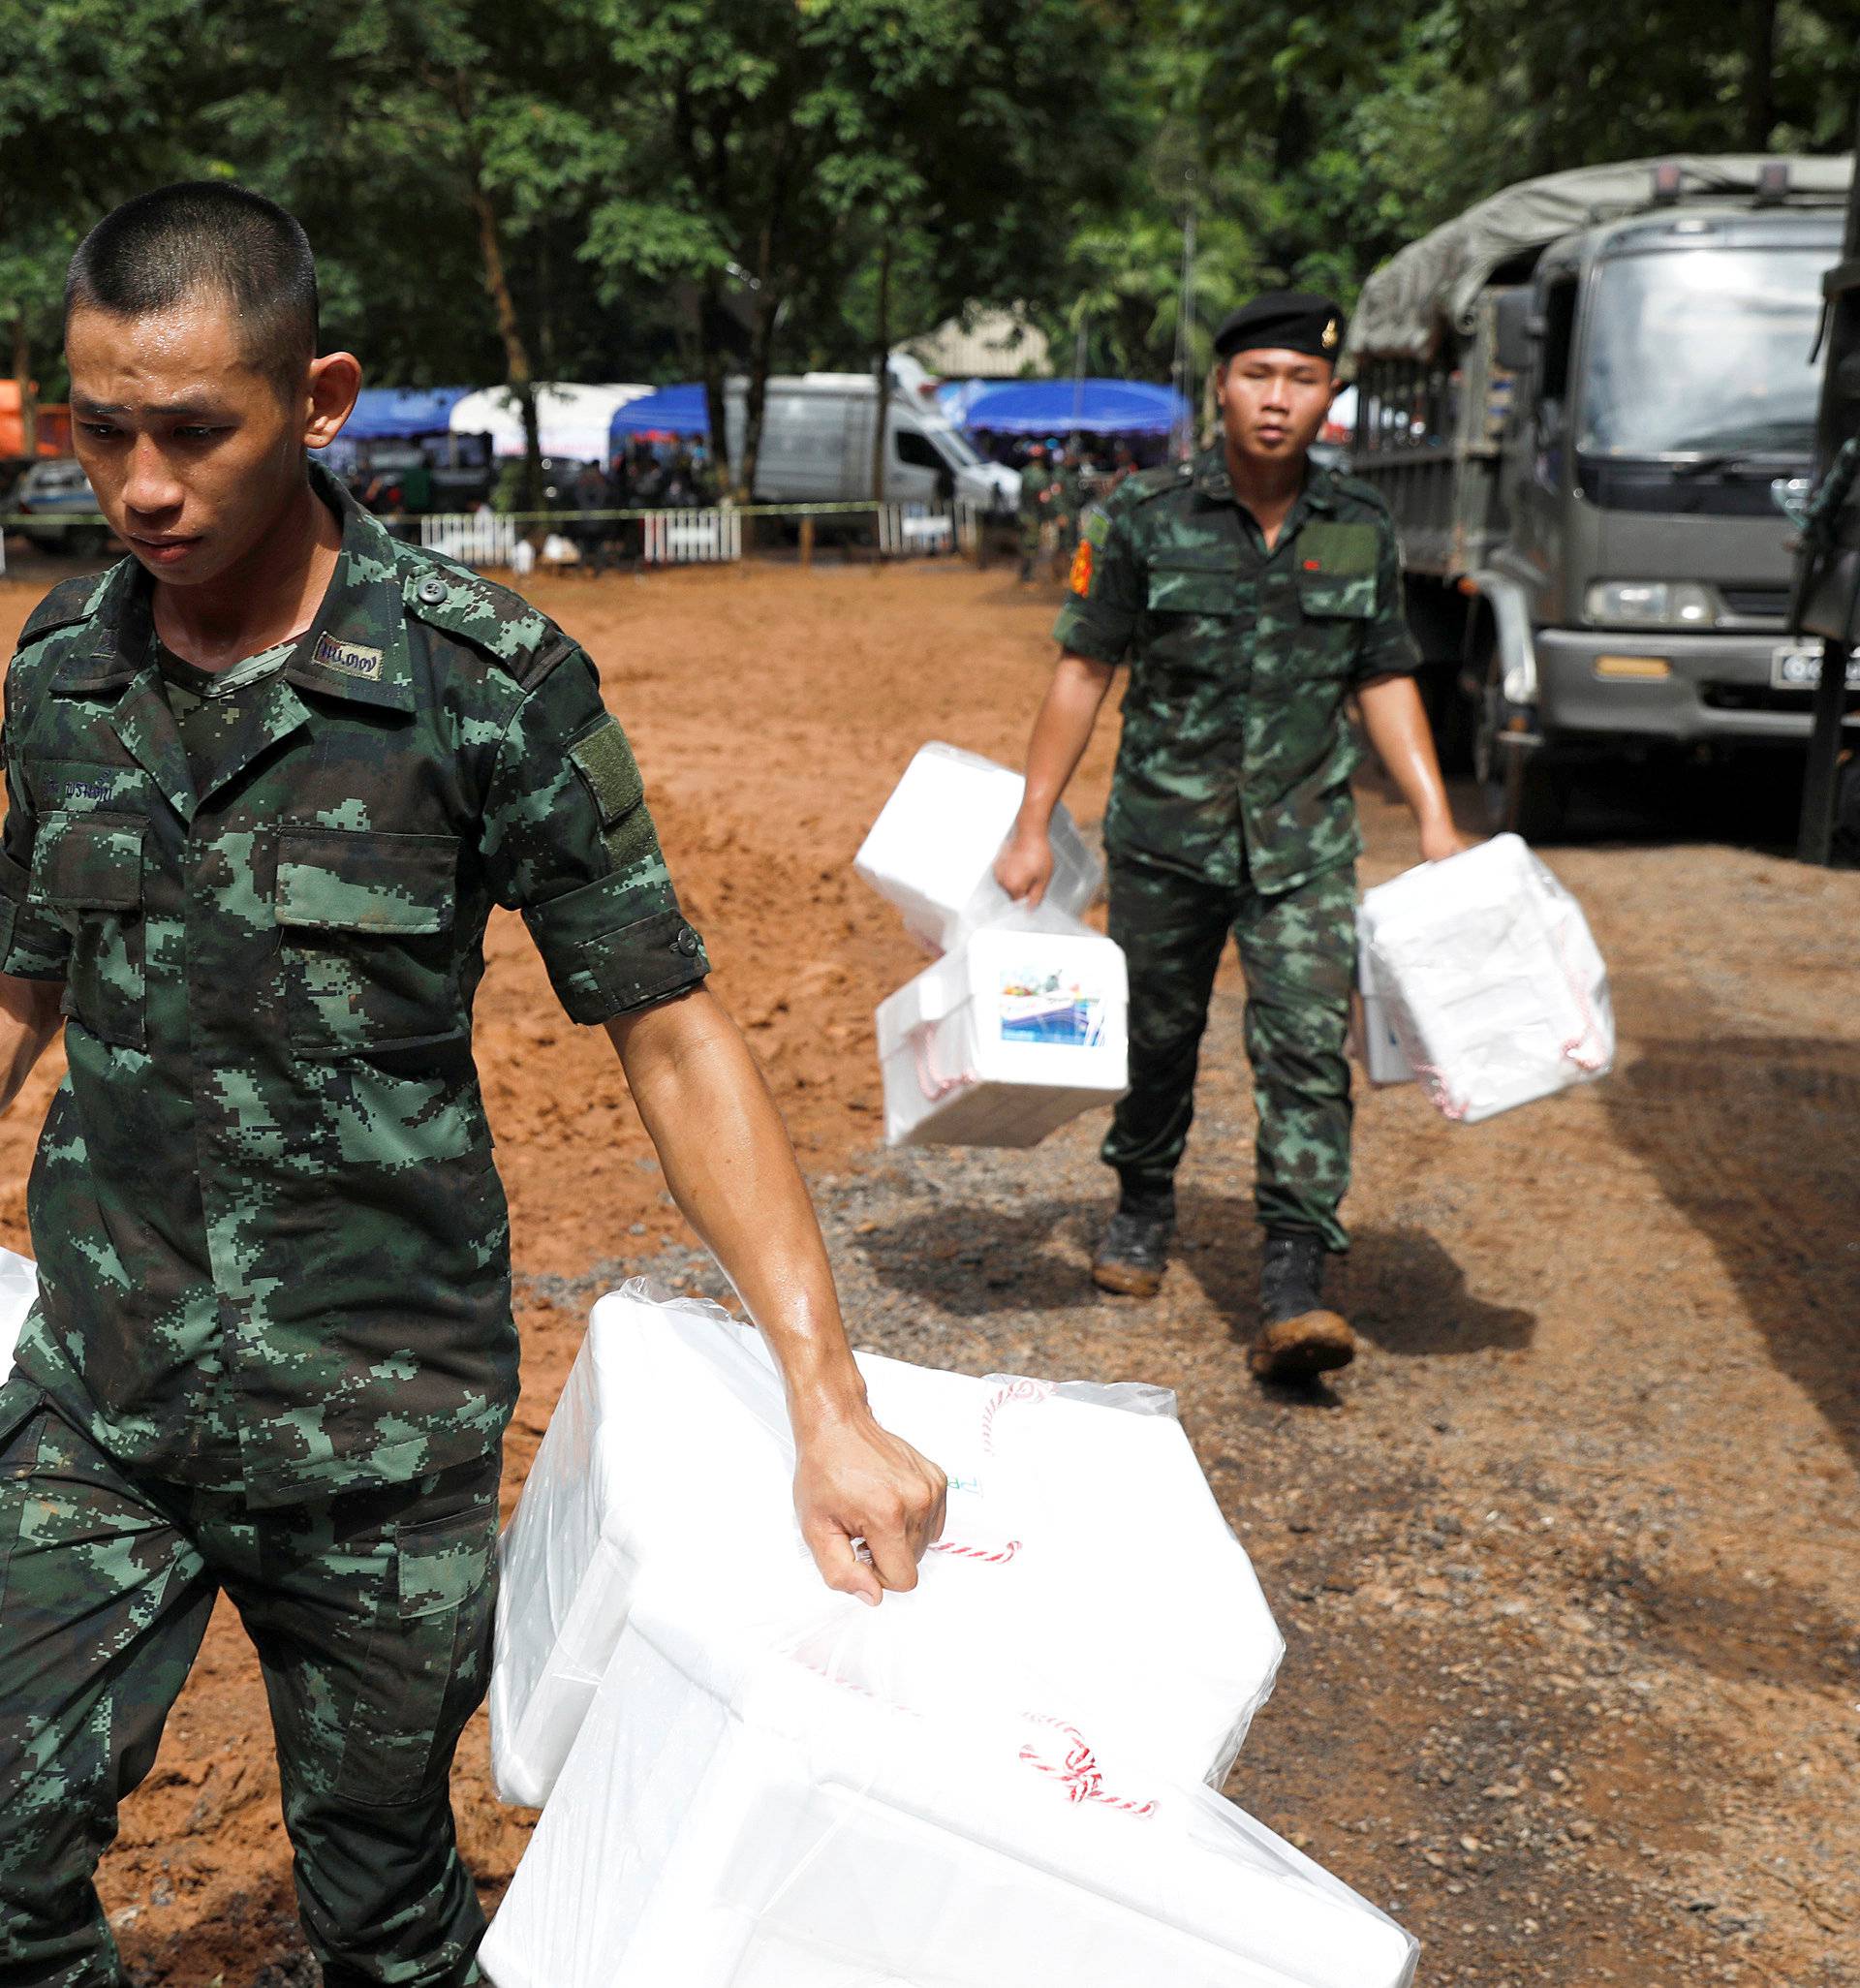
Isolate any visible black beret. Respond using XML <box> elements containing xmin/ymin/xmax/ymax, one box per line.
<box><xmin>1214</xmin><ymin>292</ymin><xmax>1346</xmax><ymax>363</ymax></box>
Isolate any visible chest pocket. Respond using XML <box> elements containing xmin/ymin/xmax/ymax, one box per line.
<box><xmin>274</xmin><ymin>828</ymin><xmax>462</xmax><ymax>1057</ymax></box>
<box><xmin>29</xmin><ymin>812</ymin><xmax>146</xmax><ymax>1049</ymax></box>
<box><xmin>1280</xmin><ymin>521</ymin><xmax>1379</xmax><ymax>689</ymax></box>
<box><xmin>1145</xmin><ymin>557</ymin><xmax>1237</xmax><ymax>617</ymax></box>
<box><xmin>1144</xmin><ymin>554</ymin><xmax>1242</xmax><ymax>688</ymax></box>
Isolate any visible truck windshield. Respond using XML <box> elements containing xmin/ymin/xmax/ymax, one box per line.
<box><xmin>1578</xmin><ymin>246</ymin><xmax>1827</xmax><ymax>460</ymax></box>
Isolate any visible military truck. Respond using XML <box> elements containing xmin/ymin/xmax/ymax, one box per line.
<box><xmin>1788</xmin><ymin>110</ymin><xmax>1860</xmax><ymax>862</ymax></box>
<box><xmin>1347</xmin><ymin>155</ymin><xmax>1852</xmax><ymax>835</ymax></box>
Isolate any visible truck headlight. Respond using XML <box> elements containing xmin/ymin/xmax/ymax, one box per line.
<box><xmin>1584</xmin><ymin>581</ymin><xmax>1717</xmax><ymax>628</ymax></box>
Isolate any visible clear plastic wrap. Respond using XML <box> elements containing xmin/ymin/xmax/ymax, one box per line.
<box><xmin>491</xmin><ymin>1283</ymin><xmax>1282</xmax><ymax>1812</ymax></box>
<box><xmin>1359</xmin><ymin>833</ymin><xmax>1613</xmax><ymax>1124</ymax></box>
<box><xmin>0</xmin><ymin>1247</ymin><xmax>36</xmax><ymax>1378</ymax></box>
<box><xmin>482</xmin><ymin>1594</ymin><xmax>1416</xmax><ymax>1988</ymax></box>
<box><xmin>853</xmin><ymin>741</ymin><xmax>1102</xmax><ymax>953</ymax></box>
<box><xmin>485</xmin><ymin>1288</ymin><xmax>1413</xmax><ymax>1988</ymax></box>
<box><xmin>873</xmin><ymin>907</ymin><xmax>1130</xmax><ymax>1149</ymax></box>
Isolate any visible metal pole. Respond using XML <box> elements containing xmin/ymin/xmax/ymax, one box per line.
<box><xmin>1795</xmin><ymin>637</ymin><xmax>1850</xmax><ymax>862</ymax></box>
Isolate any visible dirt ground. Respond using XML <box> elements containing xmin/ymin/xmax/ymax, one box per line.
<box><xmin>0</xmin><ymin>553</ymin><xmax>1856</xmax><ymax>1987</ymax></box>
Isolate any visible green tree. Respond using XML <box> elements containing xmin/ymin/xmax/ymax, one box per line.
<box><xmin>0</xmin><ymin>0</ymin><xmax>210</xmax><ymax>436</ymax></box>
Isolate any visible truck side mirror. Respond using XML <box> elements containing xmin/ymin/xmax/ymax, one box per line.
<box><xmin>1494</xmin><ymin>291</ymin><xmax>1540</xmax><ymax>373</ymax></box>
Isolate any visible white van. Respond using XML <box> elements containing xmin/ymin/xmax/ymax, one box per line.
<box><xmin>724</xmin><ymin>369</ymin><xmax>1017</xmax><ymax>514</ymax></box>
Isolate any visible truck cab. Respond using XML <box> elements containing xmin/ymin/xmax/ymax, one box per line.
<box><xmin>1348</xmin><ymin>156</ymin><xmax>1851</xmax><ymax>835</ymax></box>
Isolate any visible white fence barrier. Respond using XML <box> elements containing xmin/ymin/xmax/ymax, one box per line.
<box><xmin>414</xmin><ymin>501</ymin><xmax>982</xmax><ymax>572</ymax></box>
<box><xmin>420</xmin><ymin>513</ymin><xmax>522</xmax><ymax>567</ymax></box>
<box><xmin>642</xmin><ymin>508</ymin><xmax>742</xmax><ymax>565</ymax></box>
<box><xmin>877</xmin><ymin>504</ymin><xmax>962</xmax><ymax>557</ymax></box>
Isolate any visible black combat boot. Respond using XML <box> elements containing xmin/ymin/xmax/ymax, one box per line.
<box><xmin>1092</xmin><ymin>1204</ymin><xmax>1174</xmax><ymax>1297</ymax></box>
<box><xmin>1250</xmin><ymin>1230</ymin><xmax>1356</xmax><ymax>1382</ymax></box>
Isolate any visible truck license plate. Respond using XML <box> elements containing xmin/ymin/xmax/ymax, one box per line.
<box><xmin>1771</xmin><ymin>639</ymin><xmax>1860</xmax><ymax>692</ymax></box>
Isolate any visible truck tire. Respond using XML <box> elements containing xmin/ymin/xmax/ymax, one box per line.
<box><xmin>1473</xmin><ymin>657</ymin><xmax>1567</xmax><ymax>841</ymax></box>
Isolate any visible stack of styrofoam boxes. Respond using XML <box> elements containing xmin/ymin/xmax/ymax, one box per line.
<box><xmin>0</xmin><ymin>1249</ymin><xmax>35</xmax><ymax>1379</ymax></box>
<box><xmin>855</xmin><ymin>743</ymin><xmax>1129</xmax><ymax>1146</ymax></box>
<box><xmin>1357</xmin><ymin>833</ymin><xmax>1613</xmax><ymax>1121</ymax></box>
<box><xmin>480</xmin><ymin>1283</ymin><xmax>1420</xmax><ymax>1988</ymax></box>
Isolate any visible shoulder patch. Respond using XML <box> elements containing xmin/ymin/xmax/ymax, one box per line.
<box><xmin>400</xmin><ymin>553</ymin><xmax>564</xmax><ymax>689</ymax></box>
<box><xmin>1127</xmin><ymin>464</ymin><xmax>1186</xmax><ymax>507</ymax></box>
<box><xmin>1082</xmin><ymin>506</ymin><xmax>1112</xmax><ymax>548</ymax></box>
<box><xmin>569</xmin><ymin>715</ymin><xmax>655</xmax><ymax>870</ymax></box>
<box><xmin>17</xmin><ymin>570</ymin><xmax>114</xmax><ymax>649</ymax></box>
<box><xmin>1297</xmin><ymin>520</ymin><xmax>1380</xmax><ymax>576</ymax></box>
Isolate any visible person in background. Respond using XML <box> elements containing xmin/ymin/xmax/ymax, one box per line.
<box><xmin>994</xmin><ymin>292</ymin><xmax>1470</xmax><ymax>1384</ymax></box>
<box><xmin>1016</xmin><ymin>439</ymin><xmax>1053</xmax><ymax>583</ymax></box>
<box><xmin>1053</xmin><ymin>444</ymin><xmax>1086</xmax><ymax>578</ymax></box>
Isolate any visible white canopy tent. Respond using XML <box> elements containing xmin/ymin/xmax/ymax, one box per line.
<box><xmin>449</xmin><ymin>383</ymin><xmax>654</xmax><ymax>462</ymax></box>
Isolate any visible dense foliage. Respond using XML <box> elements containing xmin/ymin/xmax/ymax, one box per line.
<box><xmin>2</xmin><ymin>0</ymin><xmax>1853</xmax><ymax>485</ymax></box>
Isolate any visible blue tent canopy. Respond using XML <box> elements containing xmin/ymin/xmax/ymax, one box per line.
<box><xmin>343</xmin><ymin>387</ymin><xmax>471</xmax><ymax>441</ymax></box>
<box><xmin>955</xmin><ymin>378</ymin><xmax>1189</xmax><ymax>437</ymax></box>
<box><xmin>610</xmin><ymin>384</ymin><xmax>712</xmax><ymax>443</ymax></box>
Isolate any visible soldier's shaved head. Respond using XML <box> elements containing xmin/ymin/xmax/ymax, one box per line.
<box><xmin>65</xmin><ymin>181</ymin><xmax>319</xmax><ymax>397</ymax></box>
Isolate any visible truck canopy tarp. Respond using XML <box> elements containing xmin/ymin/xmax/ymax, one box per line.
<box><xmin>609</xmin><ymin>384</ymin><xmax>711</xmax><ymax>443</ymax></box>
<box><xmin>1349</xmin><ymin>154</ymin><xmax>1853</xmax><ymax>360</ymax></box>
<box><xmin>343</xmin><ymin>387</ymin><xmax>471</xmax><ymax>440</ymax></box>
<box><xmin>952</xmin><ymin>377</ymin><xmax>1189</xmax><ymax>436</ymax></box>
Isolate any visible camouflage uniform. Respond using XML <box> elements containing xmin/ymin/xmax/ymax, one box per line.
<box><xmin>1016</xmin><ymin>455</ymin><xmax>1053</xmax><ymax>575</ymax></box>
<box><xmin>1052</xmin><ymin>456</ymin><xmax>1086</xmax><ymax>575</ymax></box>
<box><xmin>0</xmin><ymin>462</ymin><xmax>707</xmax><ymax>1985</ymax></box>
<box><xmin>1052</xmin><ymin>447</ymin><xmax>1419</xmax><ymax>1251</ymax></box>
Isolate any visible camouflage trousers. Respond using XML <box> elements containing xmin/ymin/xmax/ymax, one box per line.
<box><xmin>0</xmin><ymin>1382</ymin><xmax>499</xmax><ymax>1988</ymax></box>
<box><xmin>1102</xmin><ymin>855</ymin><xmax>1357</xmax><ymax>1252</ymax></box>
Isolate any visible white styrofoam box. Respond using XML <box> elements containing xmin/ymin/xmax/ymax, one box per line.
<box><xmin>0</xmin><ymin>1249</ymin><xmax>36</xmax><ymax>1378</ymax></box>
<box><xmin>480</xmin><ymin>1602</ymin><xmax>1416</xmax><ymax>1988</ymax></box>
<box><xmin>490</xmin><ymin>1282</ymin><xmax>1281</xmax><ymax>1810</ymax></box>
<box><xmin>1360</xmin><ymin>833</ymin><xmax>1613</xmax><ymax>1125</ymax></box>
<box><xmin>853</xmin><ymin>741</ymin><xmax>1102</xmax><ymax>951</ymax></box>
<box><xmin>874</xmin><ymin>907</ymin><xmax>1129</xmax><ymax>1147</ymax></box>
<box><xmin>1354</xmin><ymin>923</ymin><xmax>1415</xmax><ymax>1086</ymax></box>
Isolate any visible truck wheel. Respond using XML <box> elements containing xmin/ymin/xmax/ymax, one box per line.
<box><xmin>1473</xmin><ymin>665</ymin><xmax>1566</xmax><ymax>841</ymax></box>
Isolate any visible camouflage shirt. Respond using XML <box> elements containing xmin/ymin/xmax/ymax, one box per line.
<box><xmin>1052</xmin><ymin>448</ymin><xmax>1420</xmax><ymax>894</ymax></box>
<box><xmin>0</xmin><ymin>464</ymin><xmax>708</xmax><ymax>1507</ymax></box>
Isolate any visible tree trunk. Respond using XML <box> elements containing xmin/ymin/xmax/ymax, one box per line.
<box><xmin>11</xmin><ymin>319</ymin><xmax>36</xmax><ymax>458</ymax></box>
<box><xmin>697</xmin><ymin>273</ymin><xmax>733</xmax><ymax>498</ymax></box>
<box><xmin>870</xmin><ymin>229</ymin><xmax>892</xmax><ymax>505</ymax></box>
<box><xmin>468</xmin><ymin>177</ymin><xmax>542</xmax><ymax>513</ymax></box>
<box><xmin>1742</xmin><ymin>0</ymin><xmax>1778</xmax><ymax>151</ymax></box>
<box><xmin>740</xmin><ymin>288</ymin><xmax>781</xmax><ymax>508</ymax></box>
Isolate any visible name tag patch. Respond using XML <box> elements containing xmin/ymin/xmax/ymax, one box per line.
<box><xmin>313</xmin><ymin>632</ymin><xmax>385</xmax><ymax>681</ymax></box>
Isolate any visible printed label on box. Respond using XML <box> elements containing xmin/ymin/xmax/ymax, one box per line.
<box><xmin>997</xmin><ymin>966</ymin><xmax>1106</xmax><ymax>1047</ymax></box>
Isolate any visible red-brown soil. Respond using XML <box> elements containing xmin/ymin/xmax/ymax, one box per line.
<box><xmin>0</xmin><ymin>555</ymin><xmax>1854</xmax><ymax>1986</ymax></box>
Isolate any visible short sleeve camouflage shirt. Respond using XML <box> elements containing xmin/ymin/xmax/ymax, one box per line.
<box><xmin>0</xmin><ymin>464</ymin><xmax>707</xmax><ymax>1506</ymax></box>
<box><xmin>1051</xmin><ymin>448</ymin><xmax>1420</xmax><ymax>893</ymax></box>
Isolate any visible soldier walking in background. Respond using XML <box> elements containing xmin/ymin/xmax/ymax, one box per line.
<box><xmin>0</xmin><ymin>182</ymin><xmax>943</xmax><ymax>1988</ymax></box>
<box><xmin>1053</xmin><ymin>444</ymin><xmax>1087</xmax><ymax>580</ymax></box>
<box><xmin>996</xmin><ymin>293</ymin><xmax>1469</xmax><ymax>1383</ymax></box>
<box><xmin>1016</xmin><ymin>439</ymin><xmax>1053</xmax><ymax>582</ymax></box>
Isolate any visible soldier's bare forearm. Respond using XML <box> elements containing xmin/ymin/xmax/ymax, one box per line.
<box><xmin>605</xmin><ymin>985</ymin><xmax>867</xmax><ymax>1429</ymax></box>
<box><xmin>1015</xmin><ymin>650</ymin><xmax>1115</xmax><ymax>830</ymax></box>
<box><xmin>1357</xmin><ymin>674</ymin><xmax>1458</xmax><ymax>839</ymax></box>
<box><xmin>0</xmin><ymin>975</ymin><xmax>62</xmax><ymax>1116</ymax></box>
